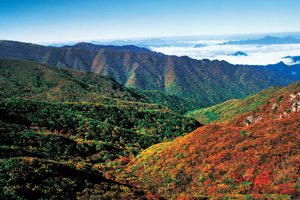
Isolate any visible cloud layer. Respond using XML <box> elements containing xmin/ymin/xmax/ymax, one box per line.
<box><xmin>151</xmin><ymin>42</ymin><xmax>300</xmax><ymax>65</ymax></box>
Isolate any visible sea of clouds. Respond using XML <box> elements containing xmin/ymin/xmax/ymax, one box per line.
<box><xmin>150</xmin><ymin>41</ymin><xmax>300</xmax><ymax>66</ymax></box>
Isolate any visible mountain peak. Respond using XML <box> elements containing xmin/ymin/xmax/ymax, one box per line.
<box><xmin>227</xmin><ymin>51</ymin><xmax>248</xmax><ymax>56</ymax></box>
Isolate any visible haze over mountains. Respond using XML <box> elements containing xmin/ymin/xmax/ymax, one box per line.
<box><xmin>150</xmin><ymin>35</ymin><xmax>300</xmax><ymax>65</ymax></box>
<box><xmin>220</xmin><ymin>36</ymin><xmax>300</xmax><ymax>45</ymax></box>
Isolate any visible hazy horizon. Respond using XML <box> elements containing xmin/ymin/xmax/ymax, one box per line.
<box><xmin>1</xmin><ymin>0</ymin><xmax>300</xmax><ymax>65</ymax></box>
<box><xmin>1</xmin><ymin>0</ymin><xmax>300</xmax><ymax>43</ymax></box>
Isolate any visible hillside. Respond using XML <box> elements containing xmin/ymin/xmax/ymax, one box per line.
<box><xmin>134</xmin><ymin>89</ymin><xmax>205</xmax><ymax>114</ymax></box>
<box><xmin>0</xmin><ymin>57</ymin><xmax>207</xmax><ymax>114</ymax></box>
<box><xmin>0</xmin><ymin>57</ymin><xmax>147</xmax><ymax>104</ymax></box>
<box><xmin>0</xmin><ymin>96</ymin><xmax>201</xmax><ymax>199</ymax></box>
<box><xmin>2</xmin><ymin>46</ymin><xmax>300</xmax><ymax>199</ymax></box>
<box><xmin>254</xmin><ymin>61</ymin><xmax>300</xmax><ymax>80</ymax></box>
<box><xmin>114</xmin><ymin>80</ymin><xmax>300</xmax><ymax>199</ymax></box>
<box><xmin>0</xmin><ymin>98</ymin><xmax>201</xmax><ymax>199</ymax></box>
<box><xmin>0</xmin><ymin>40</ymin><xmax>298</xmax><ymax>107</ymax></box>
<box><xmin>187</xmin><ymin>81</ymin><xmax>300</xmax><ymax>125</ymax></box>
<box><xmin>0</xmin><ymin>57</ymin><xmax>203</xmax><ymax>199</ymax></box>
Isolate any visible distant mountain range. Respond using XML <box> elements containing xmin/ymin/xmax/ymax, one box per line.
<box><xmin>251</xmin><ymin>61</ymin><xmax>300</xmax><ymax>79</ymax></box>
<box><xmin>61</xmin><ymin>42</ymin><xmax>153</xmax><ymax>52</ymax></box>
<box><xmin>284</xmin><ymin>55</ymin><xmax>300</xmax><ymax>63</ymax></box>
<box><xmin>220</xmin><ymin>36</ymin><xmax>300</xmax><ymax>45</ymax></box>
<box><xmin>92</xmin><ymin>38</ymin><xmax>170</xmax><ymax>48</ymax></box>
<box><xmin>0</xmin><ymin>40</ymin><xmax>298</xmax><ymax>107</ymax></box>
<box><xmin>61</xmin><ymin>42</ymin><xmax>167</xmax><ymax>57</ymax></box>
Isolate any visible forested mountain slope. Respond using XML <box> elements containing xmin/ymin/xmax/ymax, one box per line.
<box><xmin>0</xmin><ymin>58</ymin><xmax>201</xmax><ymax>199</ymax></box>
<box><xmin>0</xmin><ymin>57</ymin><xmax>147</xmax><ymax>104</ymax></box>
<box><xmin>186</xmin><ymin>81</ymin><xmax>300</xmax><ymax>125</ymax></box>
<box><xmin>116</xmin><ymin>80</ymin><xmax>300</xmax><ymax>199</ymax></box>
<box><xmin>0</xmin><ymin>40</ymin><xmax>297</xmax><ymax>107</ymax></box>
<box><xmin>0</xmin><ymin>57</ymin><xmax>207</xmax><ymax>114</ymax></box>
<box><xmin>2</xmin><ymin>42</ymin><xmax>300</xmax><ymax>199</ymax></box>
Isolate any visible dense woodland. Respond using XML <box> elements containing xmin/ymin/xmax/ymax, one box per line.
<box><xmin>0</xmin><ymin>58</ymin><xmax>201</xmax><ymax>199</ymax></box>
<box><xmin>1</xmin><ymin>48</ymin><xmax>300</xmax><ymax>199</ymax></box>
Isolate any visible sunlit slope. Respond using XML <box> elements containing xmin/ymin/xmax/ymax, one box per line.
<box><xmin>0</xmin><ymin>57</ymin><xmax>146</xmax><ymax>104</ymax></box>
<box><xmin>0</xmin><ymin>57</ymin><xmax>204</xmax><ymax>114</ymax></box>
<box><xmin>121</xmin><ymin>118</ymin><xmax>300</xmax><ymax>199</ymax></box>
<box><xmin>117</xmin><ymin>83</ymin><xmax>300</xmax><ymax>199</ymax></box>
<box><xmin>187</xmin><ymin>81</ymin><xmax>300</xmax><ymax>125</ymax></box>
<box><xmin>230</xmin><ymin>81</ymin><xmax>300</xmax><ymax>127</ymax></box>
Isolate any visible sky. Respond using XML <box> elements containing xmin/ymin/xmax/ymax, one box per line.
<box><xmin>1</xmin><ymin>0</ymin><xmax>300</xmax><ymax>44</ymax></box>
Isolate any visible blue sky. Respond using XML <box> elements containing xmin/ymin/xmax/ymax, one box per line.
<box><xmin>1</xmin><ymin>0</ymin><xmax>300</xmax><ymax>43</ymax></box>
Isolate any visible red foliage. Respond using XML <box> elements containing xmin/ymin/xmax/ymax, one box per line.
<box><xmin>203</xmin><ymin>178</ymin><xmax>212</xmax><ymax>185</ymax></box>
<box><xmin>253</xmin><ymin>171</ymin><xmax>272</xmax><ymax>192</ymax></box>
<box><xmin>280</xmin><ymin>188</ymin><xmax>297</xmax><ymax>196</ymax></box>
<box><xmin>232</xmin><ymin>173</ymin><xmax>244</xmax><ymax>185</ymax></box>
<box><xmin>121</xmin><ymin>87</ymin><xmax>300</xmax><ymax>199</ymax></box>
<box><xmin>168</xmin><ymin>150</ymin><xmax>173</xmax><ymax>157</ymax></box>
<box><xmin>253</xmin><ymin>193</ymin><xmax>259</xmax><ymax>198</ymax></box>
<box><xmin>137</xmin><ymin>166</ymin><xmax>143</xmax><ymax>171</ymax></box>
<box><xmin>121</xmin><ymin>157</ymin><xmax>130</xmax><ymax>164</ymax></box>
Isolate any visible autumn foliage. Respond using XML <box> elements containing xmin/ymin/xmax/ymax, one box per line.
<box><xmin>1</xmin><ymin>57</ymin><xmax>300</xmax><ymax>199</ymax></box>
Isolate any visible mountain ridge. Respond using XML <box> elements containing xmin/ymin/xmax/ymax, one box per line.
<box><xmin>251</xmin><ymin>61</ymin><xmax>300</xmax><ymax>80</ymax></box>
<box><xmin>0</xmin><ymin>40</ymin><xmax>298</xmax><ymax>107</ymax></box>
<box><xmin>220</xmin><ymin>36</ymin><xmax>300</xmax><ymax>45</ymax></box>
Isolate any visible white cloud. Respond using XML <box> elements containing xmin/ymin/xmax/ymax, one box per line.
<box><xmin>150</xmin><ymin>43</ymin><xmax>300</xmax><ymax>65</ymax></box>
